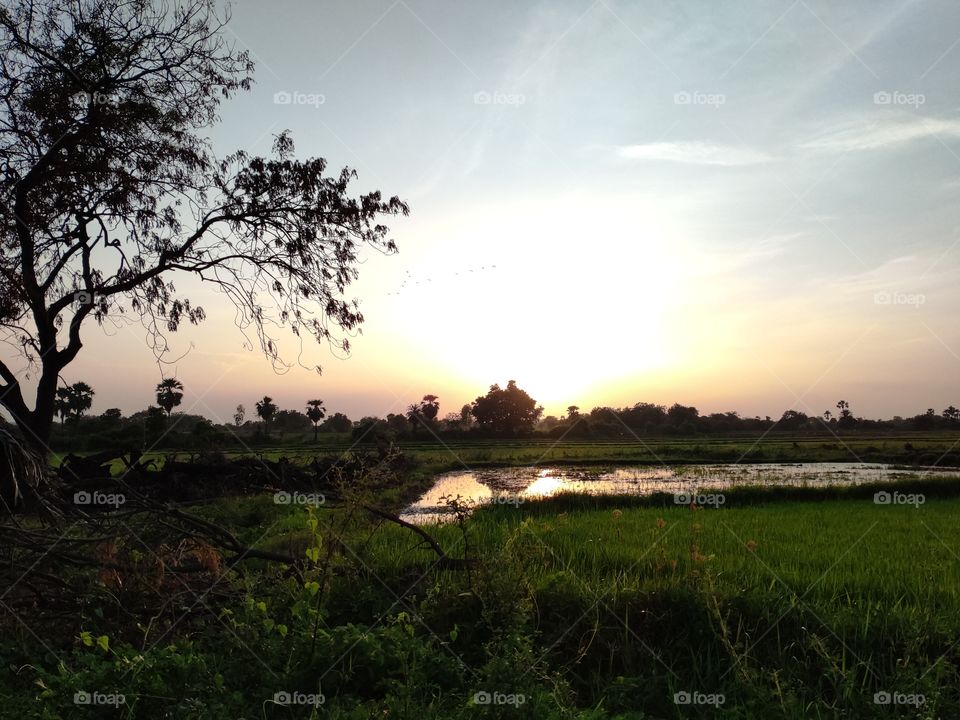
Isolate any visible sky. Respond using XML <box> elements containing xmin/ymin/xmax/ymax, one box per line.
<box><xmin>26</xmin><ymin>0</ymin><xmax>960</xmax><ymax>422</ymax></box>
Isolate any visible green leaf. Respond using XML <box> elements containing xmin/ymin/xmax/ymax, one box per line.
<box><xmin>305</xmin><ymin>581</ymin><xmax>320</xmax><ymax>596</ymax></box>
<box><xmin>96</xmin><ymin>635</ymin><xmax>110</xmax><ymax>652</ymax></box>
<box><xmin>277</xmin><ymin>624</ymin><xmax>288</xmax><ymax>637</ymax></box>
<box><xmin>79</xmin><ymin>631</ymin><xmax>93</xmax><ymax>647</ymax></box>
<box><xmin>305</xmin><ymin>547</ymin><xmax>320</xmax><ymax>563</ymax></box>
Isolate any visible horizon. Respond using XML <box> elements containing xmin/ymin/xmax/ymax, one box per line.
<box><xmin>7</xmin><ymin>0</ymin><xmax>960</xmax><ymax>424</ymax></box>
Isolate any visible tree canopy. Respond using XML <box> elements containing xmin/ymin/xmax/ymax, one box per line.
<box><xmin>470</xmin><ymin>380</ymin><xmax>543</xmax><ymax>434</ymax></box>
<box><xmin>0</xmin><ymin>0</ymin><xmax>407</xmax><ymax>450</ymax></box>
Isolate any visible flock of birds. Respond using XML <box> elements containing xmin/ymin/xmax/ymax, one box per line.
<box><xmin>385</xmin><ymin>264</ymin><xmax>498</xmax><ymax>296</ymax></box>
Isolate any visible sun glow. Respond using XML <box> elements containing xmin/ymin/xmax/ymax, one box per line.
<box><xmin>366</xmin><ymin>193</ymin><xmax>699</xmax><ymax>412</ymax></box>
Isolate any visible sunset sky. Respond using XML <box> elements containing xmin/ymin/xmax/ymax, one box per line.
<box><xmin>32</xmin><ymin>0</ymin><xmax>960</xmax><ymax>423</ymax></box>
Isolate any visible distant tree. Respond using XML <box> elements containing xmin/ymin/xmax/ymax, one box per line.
<box><xmin>155</xmin><ymin>378</ymin><xmax>184</xmax><ymax>416</ymax></box>
<box><xmin>823</xmin><ymin>410</ymin><xmax>832</xmax><ymax>422</ymax></box>
<box><xmin>944</xmin><ymin>406</ymin><xmax>960</xmax><ymax>423</ymax></box>
<box><xmin>459</xmin><ymin>404</ymin><xmax>473</xmax><ymax>427</ymax></box>
<box><xmin>471</xmin><ymin>380</ymin><xmax>543</xmax><ymax>434</ymax></box>
<box><xmin>321</xmin><ymin>412</ymin><xmax>353</xmax><ymax>434</ymax></box>
<box><xmin>233</xmin><ymin>404</ymin><xmax>246</xmax><ymax>427</ymax></box>
<box><xmin>305</xmin><ymin>399</ymin><xmax>327</xmax><ymax>440</ymax></box>
<box><xmin>144</xmin><ymin>405</ymin><xmax>167</xmax><ymax>440</ymax></box>
<box><xmin>779</xmin><ymin>409</ymin><xmax>809</xmax><ymax>431</ymax></box>
<box><xmin>55</xmin><ymin>382</ymin><xmax>95</xmax><ymax>423</ymax></box>
<box><xmin>54</xmin><ymin>388</ymin><xmax>71</xmax><ymax>425</ymax></box>
<box><xmin>836</xmin><ymin>400</ymin><xmax>855</xmax><ymax>429</ymax></box>
<box><xmin>566</xmin><ymin>405</ymin><xmax>581</xmax><ymax>421</ymax></box>
<box><xmin>273</xmin><ymin>409</ymin><xmax>310</xmax><ymax>436</ymax></box>
<box><xmin>406</xmin><ymin>403</ymin><xmax>423</xmax><ymax>436</ymax></box>
<box><xmin>420</xmin><ymin>395</ymin><xmax>440</xmax><ymax>422</ymax></box>
<box><xmin>666</xmin><ymin>403</ymin><xmax>699</xmax><ymax>433</ymax></box>
<box><xmin>255</xmin><ymin>396</ymin><xmax>278</xmax><ymax>436</ymax></box>
<box><xmin>385</xmin><ymin>412</ymin><xmax>409</xmax><ymax>434</ymax></box>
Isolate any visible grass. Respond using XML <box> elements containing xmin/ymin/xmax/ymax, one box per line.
<box><xmin>56</xmin><ymin>431</ymin><xmax>960</xmax><ymax>476</ymax></box>
<box><xmin>10</xmin><ymin>441</ymin><xmax>960</xmax><ymax>718</ymax></box>
<box><xmin>300</xmin><ymin>487</ymin><xmax>960</xmax><ymax>717</ymax></box>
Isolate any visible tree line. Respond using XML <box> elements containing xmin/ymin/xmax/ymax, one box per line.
<box><xmin>31</xmin><ymin>377</ymin><xmax>960</xmax><ymax>452</ymax></box>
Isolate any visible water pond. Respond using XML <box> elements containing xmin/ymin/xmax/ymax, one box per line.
<box><xmin>401</xmin><ymin>463</ymin><xmax>960</xmax><ymax>524</ymax></box>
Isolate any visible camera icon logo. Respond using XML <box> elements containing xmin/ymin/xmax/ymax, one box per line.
<box><xmin>273</xmin><ymin>91</ymin><xmax>292</xmax><ymax>105</ymax></box>
<box><xmin>874</xmin><ymin>491</ymin><xmax>891</xmax><ymax>505</ymax></box>
<box><xmin>473</xmin><ymin>691</ymin><xmax>491</xmax><ymax>705</ymax></box>
<box><xmin>74</xmin><ymin>691</ymin><xmax>91</xmax><ymax>705</ymax></box>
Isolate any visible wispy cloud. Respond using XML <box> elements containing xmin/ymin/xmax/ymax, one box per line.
<box><xmin>617</xmin><ymin>141</ymin><xmax>772</xmax><ymax>167</ymax></box>
<box><xmin>801</xmin><ymin>117</ymin><xmax>960</xmax><ymax>153</ymax></box>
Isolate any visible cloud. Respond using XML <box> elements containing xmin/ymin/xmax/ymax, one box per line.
<box><xmin>801</xmin><ymin>117</ymin><xmax>960</xmax><ymax>153</ymax></box>
<box><xmin>617</xmin><ymin>141</ymin><xmax>772</xmax><ymax>166</ymax></box>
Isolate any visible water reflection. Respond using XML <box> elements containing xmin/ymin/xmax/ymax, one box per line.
<box><xmin>401</xmin><ymin>463</ymin><xmax>960</xmax><ymax>524</ymax></box>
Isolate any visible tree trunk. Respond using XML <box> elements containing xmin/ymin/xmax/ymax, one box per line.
<box><xmin>0</xmin><ymin>357</ymin><xmax>59</xmax><ymax>457</ymax></box>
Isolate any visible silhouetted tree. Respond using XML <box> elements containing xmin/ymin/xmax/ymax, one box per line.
<box><xmin>233</xmin><ymin>404</ymin><xmax>246</xmax><ymax>427</ymax></box>
<box><xmin>471</xmin><ymin>380</ymin><xmax>543</xmax><ymax>434</ymax></box>
<box><xmin>54</xmin><ymin>381</ymin><xmax>95</xmax><ymax>424</ymax></box>
<box><xmin>836</xmin><ymin>400</ymin><xmax>855</xmax><ymax>429</ymax></box>
<box><xmin>306</xmin><ymin>399</ymin><xmax>326</xmax><ymax>441</ymax></box>
<box><xmin>320</xmin><ymin>412</ymin><xmax>353</xmax><ymax>434</ymax></box>
<box><xmin>155</xmin><ymin>378</ymin><xmax>184</xmax><ymax>416</ymax></box>
<box><xmin>144</xmin><ymin>405</ymin><xmax>167</xmax><ymax>440</ymax></box>
<box><xmin>385</xmin><ymin>413</ymin><xmax>409</xmax><ymax>434</ymax></box>
<box><xmin>255</xmin><ymin>396</ymin><xmax>278</xmax><ymax>437</ymax></box>
<box><xmin>944</xmin><ymin>406</ymin><xmax>960</xmax><ymax>423</ymax></box>
<box><xmin>0</xmin><ymin>0</ymin><xmax>407</xmax><ymax>452</ymax></box>
<box><xmin>421</xmin><ymin>395</ymin><xmax>440</xmax><ymax>422</ymax></box>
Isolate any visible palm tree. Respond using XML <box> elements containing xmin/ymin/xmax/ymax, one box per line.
<box><xmin>305</xmin><ymin>399</ymin><xmax>326</xmax><ymax>441</ymax></box>
<box><xmin>256</xmin><ymin>396</ymin><xmax>278</xmax><ymax>437</ymax></box>
<box><xmin>54</xmin><ymin>388</ymin><xmax>71</xmax><ymax>424</ymax></box>
<box><xmin>155</xmin><ymin>378</ymin><xmax>184</xmax><ymax>416</ymax></box>
<box><xmin>55</xmin><ymin>382</ymin><xmax>95</xmax><ymax>423</ymax></box>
